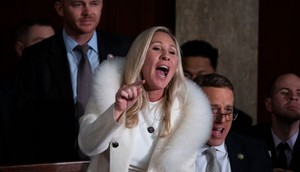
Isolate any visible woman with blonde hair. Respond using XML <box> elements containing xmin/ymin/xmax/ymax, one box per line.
<box><xmin>78</xmin><ymin>26</ymin><xmax>212</xmax><ymax>172</ymax></box>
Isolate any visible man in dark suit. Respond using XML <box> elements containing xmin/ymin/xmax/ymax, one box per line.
<box><xmin>0</xmin><ymin>18</ymin><xmax>55</xmax><ymax>166</ymax></box>
<box><xmin>9</xmin><ymin>0</ymin><xmax>132</xmax><ymax>165</ymax></box>
<box><xmin>251</xmin><ymin>73</ymin><xmax>300</xmax><ymax>172</ymax></box>
<box><xmin>194</xmin><ymin>73</ymin><xmax>272</xmax><ymax>172</ymax></box>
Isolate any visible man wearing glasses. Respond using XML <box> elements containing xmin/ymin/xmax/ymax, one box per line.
<box><xmin>193</xmin><ymin>73</ymin><xmax>272</xmax><ymax>172</ymax></box>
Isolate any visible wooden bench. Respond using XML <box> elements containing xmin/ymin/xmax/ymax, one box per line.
<box><xmin>0</xmin><ymin>161</ymin><xmax>89</xmax><ymax>172</ymax></box>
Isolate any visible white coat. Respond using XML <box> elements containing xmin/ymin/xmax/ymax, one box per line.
<box><xmin>78</xmin><ymin>58</ymin><xmax>213</xmax><ymax>172</ymax></box>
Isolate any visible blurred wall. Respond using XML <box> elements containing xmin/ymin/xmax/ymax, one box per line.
<box><xmin>176</xmin><ymin>0</ymin><xmax>259</xmax><ymax>123</ymax></box>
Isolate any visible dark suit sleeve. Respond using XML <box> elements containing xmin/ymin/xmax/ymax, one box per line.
<box><xmin>9</xmin><ymin>33</ymin><xmax>76</xmax><ymax>164</ymax></box>
<box><xmin>9</xmin><ymin>47</ymin><xmax>41</xmax><ymax>164</ymax></box>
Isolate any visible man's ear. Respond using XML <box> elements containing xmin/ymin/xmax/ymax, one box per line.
<box><xmin>15</xmin><ymin>41</ymin><xmax>24</xmax><ymax>57</ymax></box>
<box><xmin>264</xmin><ymin>97</ymin><xmax>272</xmax><ymax>112</ymax></box>
<box><xmin>55</xmin><ymin>1</ymin><xmax>64</xmax><ymax>17</ymax></box>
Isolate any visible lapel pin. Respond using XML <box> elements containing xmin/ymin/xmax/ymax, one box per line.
<box><xmin>237</xmin><ymin>153</ymin><xmax>244</xmax><ymax>160</ymax></box>
<box><xmin>107</xmin><ymin>54</ymin><xmax>114</xmax><ymax>59</ymax></box>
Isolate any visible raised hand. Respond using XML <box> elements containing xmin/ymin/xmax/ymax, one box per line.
<box><xmin>114</xmin><ymin>80</ymin><xmax>145</xmax><ymax>121</ymax></box>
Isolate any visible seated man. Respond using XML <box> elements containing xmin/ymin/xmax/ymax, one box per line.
<box><xmin>194</xmin><ymin>73</ymin><xmax>272</xmax><ymax>172</ymax></box>
<box><xmin>251</xmin><ymin>73</ymin><xmax>300</xmax><ymax>172</ymax></box>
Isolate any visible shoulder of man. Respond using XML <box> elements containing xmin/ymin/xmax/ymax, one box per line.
<box><xmin>22</xmin><ymin>33</ymin><xmax>64</xmax><ymax>56</ymax></box>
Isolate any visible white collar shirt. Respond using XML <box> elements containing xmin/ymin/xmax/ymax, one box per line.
<box><xmin>196</xmin><ymin>143</ymin><xmax>231</xmax><ymax>172</ymax></box>
<box><xmin>272</xmin><ymin>128</ymin><xmax>299</xmax><ymax>166</ymax></box>
<box><xmin>62</xmin><ymin>29</ymin><xmax>99</xmax><ymax>102</ymax></box>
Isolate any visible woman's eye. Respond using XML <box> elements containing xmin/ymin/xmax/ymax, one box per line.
<box><xmin>169</xmin><ymin>51</ymin><xmax>176</xmax><ymax>55</ymax></box>
<box><xmin>152</xmin><ymin>47</ymin><xmax>161</xmax><ymax>51</ymax></box>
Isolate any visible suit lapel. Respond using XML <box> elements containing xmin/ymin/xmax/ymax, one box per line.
<box><xmin>97</xmin><ymin>30</ymin><xmax>108</xmax><ymax>63</ymax></box>
<box><xmin>290</xmin><ymin>129</ymin><xmax>300</xmax><ymax>171</ymax></box>
<box><xmin>47</xmin><ymin>33</ymin><xmax>74</xmax><ymax>101</ymax></box>
<box><xmin>265</xmin><ymin>128</ymin><xmax>277</xmax><ymax>164</ymax></box>
<box><xmin>226</xmin><ymin>133</ymin><xmax>248</xmax><ymax>172</ymax></box>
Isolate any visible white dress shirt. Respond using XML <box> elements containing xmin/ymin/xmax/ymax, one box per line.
<box><xmin>272</xmin><ymin>128</ymin><xmax>299</xmax><ymax>166</ymax></box>
<box><xmin>196</xmin><ymin>143</ymin><xmax>231</xmax><ymax>172</ymax></box>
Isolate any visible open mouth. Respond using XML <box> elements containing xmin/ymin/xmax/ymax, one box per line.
<box><xmin>156</xmin><ymin>65</ymin><xmax>169</xmax><ymax>77</ymax></box>
<box><xmin>212</xmin><ymin>127</ymin><xmax>224</xmax><ymax>136</ymax></box>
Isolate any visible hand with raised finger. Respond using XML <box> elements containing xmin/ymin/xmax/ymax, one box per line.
<box><xmin>114</xmin><ymin>80</ymin><xmax>145</xmax><ymax>121</ymax></box>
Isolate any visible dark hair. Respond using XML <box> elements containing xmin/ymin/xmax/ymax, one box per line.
<box><xmin>266</xmin><ymin>73</ymin><xmax>299</xmax><ymax>98</ymax></box>
<box><xmin>266</xmin><ymin>76</ymin><xmax>279</xmax><ymax>98</ymax></box>
<box><xmin>14</xmin><ymin>17</ymin><xmax>53</xmax><ymax>43</ymax></box>
<box><xmin>180</xmin><ymin>40</ymin><xmax>218</xmax><ymax>70</ymax></box>
<box><xmin>193</xmin><ymin>73</ymin><xmax>234</xmax><ymax>92</ymax></box>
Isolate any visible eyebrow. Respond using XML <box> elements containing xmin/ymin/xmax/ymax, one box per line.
<box><xmin>278</xmin><ymin>87</ymin><xmax>300</xmax><ymax>91</ymax></box>
<box><xmin>211</xmin><ymin>104</ymin><xmax>233</xmax><ymax>108</ymax></box>
<box><xmin>151</xmin><ymin>40</ymin><xmax>176</xmax><ymax>47</ymax></box>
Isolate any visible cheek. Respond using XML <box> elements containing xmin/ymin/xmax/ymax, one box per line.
<box><xmin>226</xmin><ymin>121</ymin><xmax>232</xmax><ymax>129</ymax></box>
<box><xmin>171</xmin><ymin>59</ymin><xmax>179</xmax><ymax>74</ymax></box>
<box><xmin>174</xmin><ymin>60</ymin><xmax>179</xmax><ymax>67</ymax></box>
<box><xmin>141</xmin><ymin>65</ymin><xmax>151</xmax><ymax>79</ymax></box>
<box><xmin>93</xmin><ymin>9</ymin><xmax>101</xmax><ymax>17</ymax></box>
<box><xmin>272</xmin><ymin>97</ymin><xmax>285</xmax><ymax>107</ymax></box>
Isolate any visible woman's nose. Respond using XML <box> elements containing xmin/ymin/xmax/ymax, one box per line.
<box><xmin>160</xmin><ymin>51</ymin><xmax>170</xmax><ymax>61</ymax></box>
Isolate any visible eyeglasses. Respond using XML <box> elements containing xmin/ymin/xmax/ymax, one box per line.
<box><xmin>211</xmin><ymin>106</ymin><xmax>238</xmax><ymax>121</ymax></box>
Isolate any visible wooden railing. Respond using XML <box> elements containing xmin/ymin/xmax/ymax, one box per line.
<box><xmin>0</xmin><ymin>161</ymin><xmax>89</xmax><ymax>172</ymax></box>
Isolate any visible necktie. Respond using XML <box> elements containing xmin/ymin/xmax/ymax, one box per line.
<box><xmin>75</xmin><ymin>44</ymin><xmax>92</xmax><ymax>118</ymax></box>
<box><xmin>74</xmin><ymin>45</ymin><xmax>92</xmax><ymax>160</ymax></box>
<box><xmin>276</xmin><ymin>142</ymin><xmax>289</xmax><ymax>169</ymax></box>
<box><xmin>206</xmin><ymin>147</ymin><xmax>220</xmax><ymax>172</ymax></box>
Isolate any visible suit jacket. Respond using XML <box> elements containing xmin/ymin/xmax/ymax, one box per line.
<box><xmin>231</xmin><ymin>107</ymin><xmax>253</xmax><ymax>134</ymax></box>
<box><xmin>251</xmin><ymin>124</ymin><xmax>300</xmax><ymax>171</ymax></box>
<box><xmin>225</xmin><ymin>132</ymin><xmax>272</xmax><ymax>172</ymax></box>
<box><xmin>78</xmin><ymin>58</ymin><xmax>213</xmax><ymax>172</ymax></box>
<box><xmin>9</xmin><ymin>30</ymin><xmax>132</xmax><ymax>165</ymax></box>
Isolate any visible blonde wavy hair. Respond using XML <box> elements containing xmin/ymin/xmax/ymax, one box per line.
<box><xmin>123</xmin><ymin>26</ymin><xmax>187</xmax><ymax>136</ymax></box>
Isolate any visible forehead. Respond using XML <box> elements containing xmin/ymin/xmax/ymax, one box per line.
<box><xmin>29</xmin><ymin>25</ymin><xmax>54</xmax><ymax>33</ymax></box>
<box><xmin>202</xmin><ymin>87</ymin><xmax>234</xmax><ymax>105</ymax></box>
<box><xmin>275</xmin><ymin>74</ymin><xmax>300</xmax><ymax>90</ymax></box>
<box><xmin>182</xmin><ymin>57</ymin><xmax>213</xmax><ymax>68</ymax></box>
<box><xmin>182</xmin><ymin>56</ymin><xmax>210</xmax><ymax>63</ymax></box>
<box><xmin>151</xmin><ymin>31</ymin><xmax>175</xmax><ymax>45</ymax></box>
